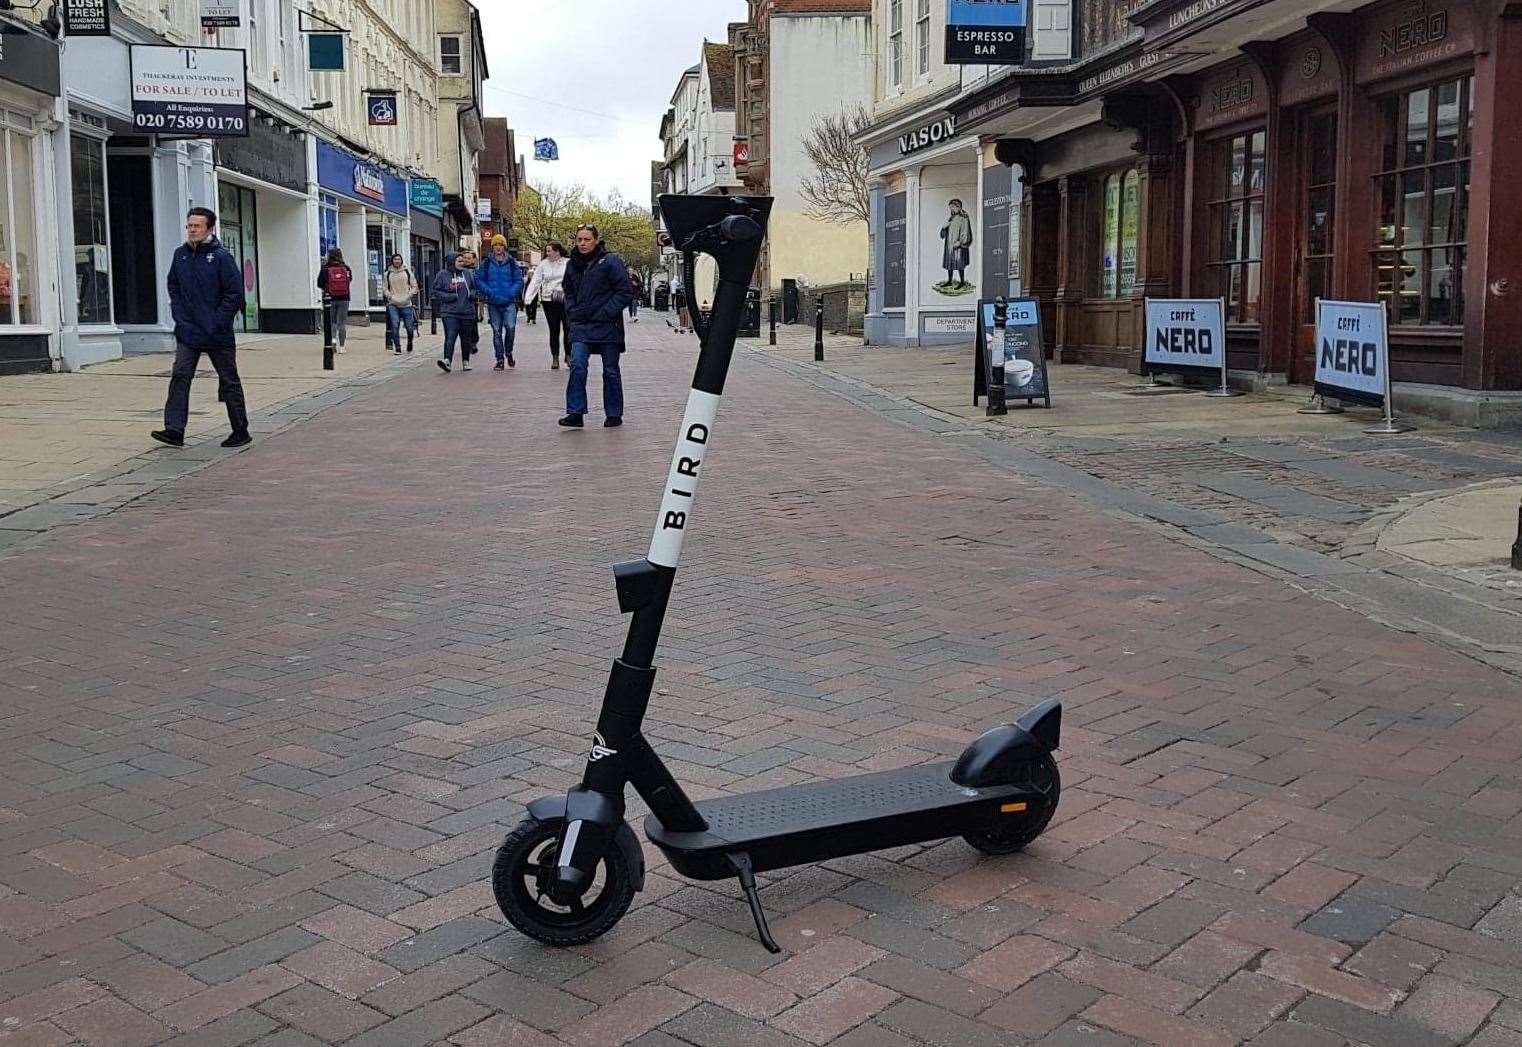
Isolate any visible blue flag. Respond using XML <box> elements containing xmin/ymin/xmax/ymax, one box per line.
<box><xmin>534</xmin><ymin>138</ymin><xmax>559</xmax><ymax>161</ymax></box>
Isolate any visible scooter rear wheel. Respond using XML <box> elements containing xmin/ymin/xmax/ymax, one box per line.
<box><xmin>963</xmin><ymin>755</ymin><xmax>1061</xmax><ymax>856</ymax></box>
<box><xmin>493</xmin><ymin>816</ymin><xmax>636</xmax><ymax>946</ymax></box>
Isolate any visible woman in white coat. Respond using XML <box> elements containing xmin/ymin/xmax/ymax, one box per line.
<box><xmin>523</xmin><ymin>241</ymin><xmax>570</xmax><ymax>369</ymax></box>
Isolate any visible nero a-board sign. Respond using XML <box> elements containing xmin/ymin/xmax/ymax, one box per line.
<box><xmin>974</xmin><ymin>297</ymin><xmax>1050</xmax><ymax>406</ymax></box>
<box><xmin>1314</xmin><ymin>299</ymin><xmax>1388</xmax><ymax>408</ymax></box>
<box><xmin>1144</xmin><ymin>298</ymin><xmax>1225</xmax><ymax>376</ymax></box>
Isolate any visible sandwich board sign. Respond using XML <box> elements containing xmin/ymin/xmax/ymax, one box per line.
<box><xmin>1313</xmin><ymin>299</ymin><xmax>1413</xmax><ymax>433</ymax></box>
<box><xmin>973</xmin><ymin>297</ymin><xmax>1050</xmax><ymax>408</ymax></box>
<box><xmin>1144</xmin><ymin>298</ymin><xmax>1225</xmax><ymax>378</ymax></box>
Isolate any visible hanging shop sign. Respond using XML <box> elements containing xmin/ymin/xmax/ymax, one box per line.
<box><xmin>409</xmin><ymin>178</ymin><xmax>443</xmax><ymax>216</ymax></box>
<box><xmin>974</xmin><ymin>297</ymin><xmax>1050</xmax><ymax>407</ymax></box>
<box><xmin>733</xmin><ymin>139</ymin><xmax>749</xmax><ymax>166</ymax></box>
<box><xmin>946</xmin><ymin>0</ymin><xmax>1027</xmax><ymax>65</ymax></box>
<box><xmin>475</xmin><ymin>197</ymin><xmax>493</xmax><ymax>221</ymax></box>
<box><xmin>130</xmin><ymin>46</ymin><xmax>249</xmax><ymax>138</ymax></box>
<box><xmin>63</xmin><ymin>0</ymin><xmax>111</xmax><ymax>37</ymax></box>
<box><xmin>0</xmin><ymin>23</ymin><xmax>62</xmax><ymax>96</ymax></box>
<box><xmin>1314</xmin><ymin>300</ymin><xmax>1388</xmax><ymax>407</ymax></box>
<box><xmin>366</xmin><ymin>91</ymin><xmax>397</xmax><ymax>126</ymax></box>
<box><xmin>308</xmin><ymin>33</ymin><xmax>345</xmax><ymax>72</ymax></box>
<box><xmin>898</xmin><ymin>116</ymin><xmax>957</xmax><ymax>156</ymax></box>
<box><xmin>1144</xmin><ymin>298</ymin><xmax>1226</xmax><ymax>376</ymax></box>
<box><xmin>200</xmin><ymin>0</ymin><xmax>239</xmax><ymax>29</ymax></box>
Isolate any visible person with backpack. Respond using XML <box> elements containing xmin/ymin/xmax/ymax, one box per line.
<box><xmin>383</xmin><ymin>253</ymin><xmax>418</xmax><ymax>354</ymax></box>
<box><xmin>559</xmin><ymin>224</ymin><xmax>633</xmax><ymax>428</ymax></box>
<box><xmin>316</xmin><ymin>249</ymin><xmax>354</xmax><ymax>353</ymax></box>
<box><xmin>432</xmin><ymin>251</ymin><xmax>479</xmax><ymax>372</ymax></box>
<box><xmin>477</xmin><ymin>234</ymin><xmax>524</xmax><ymax>371</ymax></box>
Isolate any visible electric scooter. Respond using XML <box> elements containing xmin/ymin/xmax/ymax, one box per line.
<box><xmin>491</xmin><ymin>194</ymin><xmax>1062</xmax><ymax>953</ymax></box>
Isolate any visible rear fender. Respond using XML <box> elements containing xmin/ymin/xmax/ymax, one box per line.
<box><xmin>950</xmin><ymin>700</ymin><xmax>1062</xmax><ymax>789</ymax></box>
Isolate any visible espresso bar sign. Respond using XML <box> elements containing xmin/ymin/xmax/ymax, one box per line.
<box><xmin>946</xmin><ymin>0</ymin><xmax>1027</xmax><ymax>64</ymax></box>
<box><xmin>63</xmin><ymin>0</ymin><xmax>111</xmax><ymax>36</ymax></box>
<box><xmin>899</xmin><ymin>116</ymin><xmax>957</xmax><ymax>156</ymax></box>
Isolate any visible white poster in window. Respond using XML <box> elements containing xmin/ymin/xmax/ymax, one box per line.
<box><xmin>922</xmin><ymin>186</ymin><xmax>979</xmax><ymax>304</ymax></box>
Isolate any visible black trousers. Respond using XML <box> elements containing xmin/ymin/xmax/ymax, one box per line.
<box><xmin>542</xmin><ymin>301</ymin><xmax>567</xmax><ymax>357</ymax></box>
<box><xmin>165</xmin><ymin>341</ymin><xmax>247</xmax><ymax>433</ymax></box>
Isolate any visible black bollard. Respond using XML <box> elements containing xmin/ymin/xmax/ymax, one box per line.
<box><xmin>987</xmin><ymin>296</ymin><xmax>1007</xmax><ymax>416</ymax></box>
<box><xmin>768</xmin><ymin>298</ymin><xmax>777</xmax><ymax>346</ymax></box>
<box><xmin>814</xmin><ymin>295</ymin><xmax>824</xmax><ymax>362</ymax></box>
<box><xmin>429</xmin><ymin>293</ymin><xmax>438</xmax><ymax>336</ymax></box>
<box><xmin>321</xmin><ymin>292</ymin><xmax>335</xmax><ymax>371</ymax></box>
<box><xmin>1512</xmin><ymin>500</ymin><xmax>1522</xmax><ymax>570</ymax></box>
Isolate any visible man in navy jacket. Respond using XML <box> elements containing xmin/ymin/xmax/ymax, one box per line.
<box><xmin>152</xmin><ymin>207</ymin><xmax>250</xmax><ymax>448</ymax></box>
<box><xmin>559</xmin><ymin>224</ymin><xmax>633</xmax><ymax>428</ymax></box>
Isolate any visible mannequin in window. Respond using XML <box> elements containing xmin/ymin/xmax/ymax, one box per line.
<box><xmin>940</xmin><ymin>198</ymin><xmax>973</xmax><ymax>289</ymax></box>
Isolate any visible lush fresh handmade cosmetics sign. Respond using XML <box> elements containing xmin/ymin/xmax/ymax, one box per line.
<box><xmin>1144</xmin><ymin>298</ymin><xmax>1225</xmax><ymax>374</ymax></box>
<box><xmin>130</xmin><ymin>46</ymin><xmax>247</xmax><ymax>137</ymax></box>
<box><xmin>1314</xmin><ymin>300</ymin><xmax>1388</xmax><ymax>405</ymax></box>
<box><xmin>946</xmin><ymin>0</ymin><xmax>1027</xmax><ymax>64</ymax></box>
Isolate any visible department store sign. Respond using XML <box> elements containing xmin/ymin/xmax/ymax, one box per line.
<box><xmin>898</xmin><ymin>116</ymin><xmax>957</xmax><ymax>156</ymax></box>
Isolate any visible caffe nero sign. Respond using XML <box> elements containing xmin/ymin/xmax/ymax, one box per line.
<box><xmin>216</xmin><ymin>118</ymin><xmax>307</xmax><ymax>194</ymax></box>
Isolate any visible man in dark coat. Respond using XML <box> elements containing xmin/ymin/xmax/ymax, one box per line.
<box><xmin>559</xmin><ymin>224</ymin><xmax>634</xmax><ymax>428</ymax></box>
<box><xmin>152</xmin><ymin>207</ymin><xmax>250</xmax><ymax>448</ymax></box>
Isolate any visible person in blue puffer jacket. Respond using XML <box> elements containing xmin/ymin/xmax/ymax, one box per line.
<box><xmin>477</xmin><ymin>234</ymin><xmax>524</xmax><ymax>371</ymax></box>
<box><xmin>559</xmin><ymin>224</ymin><xmax>633</xmax><ymax>429</ymax></box>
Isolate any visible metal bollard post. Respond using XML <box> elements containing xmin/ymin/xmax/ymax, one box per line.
<box><xmin>987</xmin><ymin>296</ymin><xmax>1008</xmax><ymax>416</ymax></box>
<box><xmin>768</xmin><ymin>298</ymin><xmax>777</xmax><ymax>346</ymax></box>
<box><xmin>321</xmin><ymin>292</ymin><xmax>335</xmax><ymax>371</ymax></box>
<box><xmin>1512</xmin><ymin>500</ymin><xmax>1521</xmax><ymax>570</ymax></box>
<box><xmin>430</xmin><ymin>294</ymin><xmax>438</xmax><ymax>336</ymax></box>
<box><xmin>814</xmin><ymin>295</ymin><xmax>824</xmax><ymax>362</ymax></box>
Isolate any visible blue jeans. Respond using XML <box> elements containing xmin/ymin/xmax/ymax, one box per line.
<box><xmin>442</xmin><ymin>315</ymin><xmax>478</xmax><ymax>362</ymax></box>
<box><xmin>629</xmin><ymin>299</ymin><xmax>640</xmax><ymax>318</ymax></box>
<box><xmin>386</xmin><ymin>304</ymin><xmax>416</xmax><ymax>350</ymax></box>
<box><xmin>488</xmin><ymin>302</ymin><xmax>518</xmax><ymax>361</ymax></box>
<box><xmin>566</xmin><ymin>342</ymin><xmax>623</xmax><ymax>418</ymax></box>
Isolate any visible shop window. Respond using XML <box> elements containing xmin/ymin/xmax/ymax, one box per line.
<box><xmin>1373</xmin><ymin>77</ymin><xmax>1471</xmax><ymax>326</ymax></box>
<box><xmin>888</xmin><ymin>0</ymin><xmax>904</xmax><ymax>89</ymax></box>
<box><xmin>0</xmin><ymin>116</ymin><xmax>39</xmax><ymax>327</ymax></box>
<box><xmin>72</xmin><ymin>134</ymin><xmax>113</xmax><ymax>327</ymax></box>
<box><xmin>915</xmin><ymin>0</ymin><xmax>930</xmax><ymax>77</ymax></box>
<box><xmin>439</xmin><ymin>35</ymin><xmax>462</xmax><ymax>76</ymax></box>
<box><xmin>1080</xmin><ymin>0</ymin><xmax>1136</xmax><ymax>57</ymax></box>
<box><xmin>1095</xmin><ymin>168</ymin><xmax>1140</xmax><ymax>298</ymax></box>
<box><xmin>1205</xmin><ymin>130</ymin><xmax>1266</xmax><ymax>323</ymax></box>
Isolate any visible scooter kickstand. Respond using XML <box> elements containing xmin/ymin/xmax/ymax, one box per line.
<box><xmin>727</xmin><ymin>853</ymin><xmax>781</xmax><ymax>954</ymax></box>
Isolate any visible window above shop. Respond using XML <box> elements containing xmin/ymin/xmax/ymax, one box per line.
<box><xmin>1373</xmin><ymin>76</ymin><xmax>1472</xmax><ymax>328</ymax></box>
<box><xmin>915</xmin><ymin>0</ymin><xmax>931</xmax><ymax>78</ymax></box>
<box><xmin>888</xmin><ymin>0</ymin><xmax>904</xmax><ymax>90</ymax></box>
<box><xmin>439</xmin><ymin>35</ymin><xmax>463</xmax><ymax>77</ymax></box>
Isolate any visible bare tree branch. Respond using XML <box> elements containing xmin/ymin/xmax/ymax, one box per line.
<box><xmin>799</xmin><ymin>105</ymin><xmax>872</xmax><ymax>227</ymax></box>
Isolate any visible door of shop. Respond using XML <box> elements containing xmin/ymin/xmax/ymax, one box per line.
<box><xmin>217</xmin><ymin>182</ymin><xmax>259</xmax><ymax>332</ymax></box>
<box><xmin>1292</xmin><ymin>107</ymin><xmax>1337</xmax><ymax>382</ymax></box>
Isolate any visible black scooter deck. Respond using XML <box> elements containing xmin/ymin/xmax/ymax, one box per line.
<box><xmin>645</xmin><ymin>760</ymin><xmax>1051</xmax><ymax>880</ymax></box>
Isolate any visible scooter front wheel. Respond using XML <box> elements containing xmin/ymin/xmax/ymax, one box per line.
<box><xmin>963</xmin><ymin>756</ymin><xmax>1061</xmax><ymax>856</ymax></box>
<box><xmin>492</xmin><ymin>816</ymin><xmax>636</xmax><ymax>946</ymax></box>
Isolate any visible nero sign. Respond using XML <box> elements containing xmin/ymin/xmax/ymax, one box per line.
<box><xmin>946</xmin><ymin>0</ymin><xmax>1027</xmax><ymax>64</ymax></box>
<box><xmin>1314</xmin><ymin>300</ymin><xmax>1388</xmax><ymax>407</ymax></box>
<box><xmin>1144</xmin><ymin>298</ymin><xmax>1225</xmax><ymax>376</ymax></box>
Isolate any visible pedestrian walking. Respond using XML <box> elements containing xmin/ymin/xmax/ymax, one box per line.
<box><xmin>559</xmin><ymin>224</ymin><xmax>633</xmax><ymax>429</ymax></box>
<box><xmin>669</xmin><ymin>272</ymin><xmax>690</xmax><ymax>334</ymax></box>
<box><xmin>478</xmin><ymin>234</ymin><xmax>524</xmax><ymax>371</ymax></box>
<box><xmin>433</xmin><ymin>252</ymin><xmax>480</xmax><ymax>373</ymax></box>
<box><xmin>523</xmin><ymin>266</ymin><xmax>538</xmax><ymax>325</ymax></box>
<box><xmin>317</xmin><ymin>249</ymin><xmax>354</xmax><ymax>353</ymax></box>
<box><xmin>383</xmin><ymin>253</ymin><xmax>418</xmax><ymax>355</ymax></box>
<box><xmin>628</xmin><ymin>269</ymin><xmax>643</xmax><ymax>323</ymax></box>
<box><xmin>524</xmin><ymin>242</ymin><xmax>569</xmax><ymax>369</ymax></box>
<box><xmin>151</xmin><ymin>207</ymin><xmax>250</xmax><ymax>449</ymax></box>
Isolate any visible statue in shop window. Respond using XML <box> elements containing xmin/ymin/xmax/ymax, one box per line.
<box><xmin>937</xmin><ymin>198</ymin><xmax>974</xmax><ymax>295</ymax></box>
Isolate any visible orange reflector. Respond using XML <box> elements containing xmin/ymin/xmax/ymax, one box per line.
<box><xmin>1000</xmin><ymin>802</ymin><xmax>1028</xmax><ymax>813</ymax></box>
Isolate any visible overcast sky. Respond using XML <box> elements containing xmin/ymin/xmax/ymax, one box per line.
<box><xmin>476</xmin><ymin>1</ymin><xmax>748</xmax><ymax>208</ymax></box>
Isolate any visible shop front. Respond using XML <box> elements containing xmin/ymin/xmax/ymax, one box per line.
<box><xmin>316</xmin><ymin>140</ymin><xmax>409</xmax><ymax>323</ymax></box>
<box><xmin>216</xmin><ymin>113</ymin><xmax>316</xmax><ymax>334</ymax></box>
<box><xmin>864</xmin><ymin>112</ymin><xmax>983</xmax><ymax>347</ymax></box>
<box><xmin>0</xmin><ymin>20</ymin><xmax>61</xmax><ymax>374</ymax></box>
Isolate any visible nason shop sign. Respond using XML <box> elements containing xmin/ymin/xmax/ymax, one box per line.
<box><xmin>130</xmin><ymin>46</ymin><xmax>248</xmax><ymax>138</ymax></box>
<box><xmin>899</xmin><ymin>116</ymin><xmax>957</xmax><ymax>156</ymax></box>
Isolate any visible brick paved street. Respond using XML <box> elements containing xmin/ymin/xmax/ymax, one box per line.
<box><xmin>1</xmin><ymin>319</ymin><xmax>1520</xmax><ymax>1045</ymax></box>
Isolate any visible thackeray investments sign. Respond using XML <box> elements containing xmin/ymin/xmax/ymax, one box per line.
<box><xmin>130</xmin><ymin>46</ymin><xmax>248</xmax><ymax>137</ymax></box>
